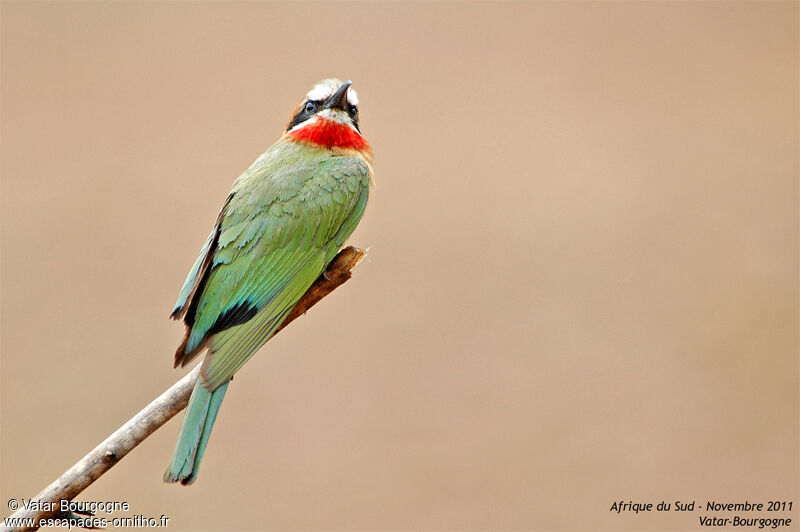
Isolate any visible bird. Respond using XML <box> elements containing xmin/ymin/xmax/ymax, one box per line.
<box><xmin>164</xmin><ymin>79</ymin><xmax>373</xmax><ymax>485</ymax></box>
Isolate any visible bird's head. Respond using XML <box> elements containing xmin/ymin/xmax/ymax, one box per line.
<box><xmin>285</xmin><ymin>79</ymin><xmax>371</xmax><ymax>153</ymax></box>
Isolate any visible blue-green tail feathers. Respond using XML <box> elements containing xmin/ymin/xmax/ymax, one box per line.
<box><xmin>164</xmin><ymin>378</ymin><xmax>229</xmax><ymax>485</ymax></box>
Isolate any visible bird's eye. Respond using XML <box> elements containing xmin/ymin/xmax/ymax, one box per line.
<box><xmin>304</xmin><ymin>101</ymin><xmax>317</xmax><ymax>113</ymax></box>
<box><xmin>348</xmin><ymin>105</ymin><xmax>357</xmax><ymax>115</ymax></box>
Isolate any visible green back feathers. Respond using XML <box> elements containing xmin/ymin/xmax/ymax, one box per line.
<box><xmin>171</xmin><ymin>140</ymin><xmax>370</xmax><ymax>389</ymax></box>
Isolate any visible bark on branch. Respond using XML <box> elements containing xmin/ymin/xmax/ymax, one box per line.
<box><xmin>1</xmin><ymin>246</ymin><xmax>367</xmax><ymax>532</ymax></box>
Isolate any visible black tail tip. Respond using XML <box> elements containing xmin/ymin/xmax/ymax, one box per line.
<box><xmin>163</xmin><ymin>471</ymin><xmax>196</xmax><ymax>486</ymax></box>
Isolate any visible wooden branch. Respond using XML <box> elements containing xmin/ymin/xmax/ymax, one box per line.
<box><xmin>1</xmin><ymin>246</ymin><xmax>367</xmax><ymax>532</ymax></box>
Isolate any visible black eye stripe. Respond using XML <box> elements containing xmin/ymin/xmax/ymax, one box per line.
<box><xmin>347</xmin><ymin>104</ymin><xmax>360</xmax><ymax>132</ymax></box>
<box><xmin>285</xmin><ymin>96</ymin><xmax>361</xmax><ymax>133</ymax></box>
<box><xmin>286</xmin><ymin>99</ymin><xmax>323</xmax><ymax>131</ymax></box>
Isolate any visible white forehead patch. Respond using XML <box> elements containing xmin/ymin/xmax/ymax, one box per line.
<box><xmin>306</xmin><ymin>78</ymin><xmax>359</xmax><ymax>106</ymax></box>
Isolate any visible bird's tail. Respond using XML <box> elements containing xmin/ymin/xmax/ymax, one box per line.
<box><xmin>163</xmin><ymin>377</ymin><xmax>229</xmax><ymax>485</ymax></box>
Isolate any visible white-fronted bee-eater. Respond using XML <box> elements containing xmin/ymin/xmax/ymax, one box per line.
<box><xmin>164</xmin><ymin>79</ymin><xmax>372</xmax><ymax>484</ymax></box>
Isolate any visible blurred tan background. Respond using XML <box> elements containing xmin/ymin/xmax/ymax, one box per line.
<box><xmin>2</xmin><ymin>2</ymin><xmax>797</xmax><ymax>530</ymax></box>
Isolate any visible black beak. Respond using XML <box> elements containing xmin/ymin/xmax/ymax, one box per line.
<box><xmin>324</xmin><ymin>80</ymin><xmax>352</xmax><ymax>111</ymax></box>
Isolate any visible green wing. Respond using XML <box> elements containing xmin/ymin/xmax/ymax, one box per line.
<box><xmin>173</xmin><ymin>146</ymin><xmax>369</xmax><ymax>390</ymax></box>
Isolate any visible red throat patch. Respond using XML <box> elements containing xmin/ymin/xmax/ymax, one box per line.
<box><xmin>288</xmin><ymin>118</ymin><xmax>370</xmax><ymax>151</ymax></box>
